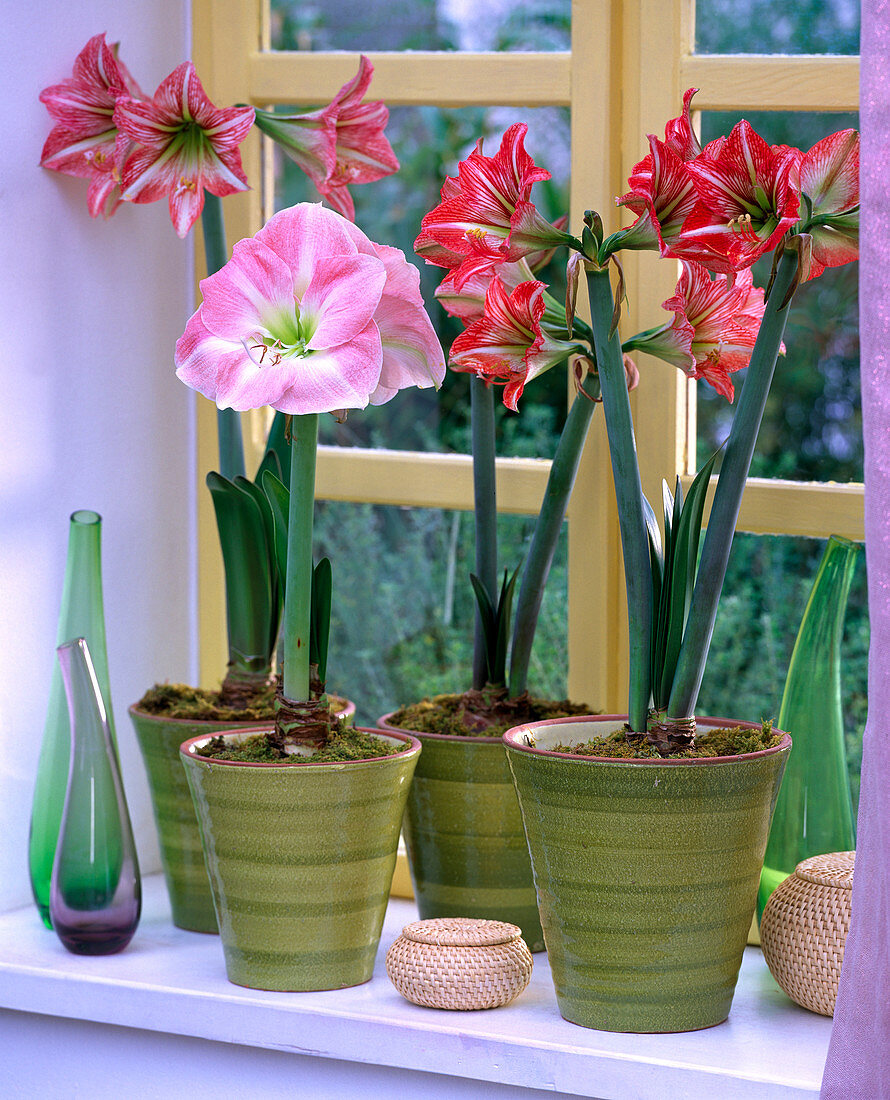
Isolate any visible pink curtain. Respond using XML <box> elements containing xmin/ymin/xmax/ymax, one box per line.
<box><xmin>821</xmin><ymin>3</ymin><xmax>890</xmax><ymax>1096</ymax></box>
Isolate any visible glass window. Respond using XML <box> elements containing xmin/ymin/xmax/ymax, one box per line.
<box><xmin>270</xmin><ymin>0</ymin><xmax>571</xmax><ymax>53</ymax></box>
<box><xmin>695</xmin><ymin>111</ymin><xmax>861</xmax><ymax>482</ymax></box>
<box><xmin>696</xmin><ymin>533</ymin><xmax>868</xmax><ymax>809</ymax></box>
<box><xmin>694</xmin><ymin>0</ymin><xmax>859</xmax><ymax>55</ymax></box>
<box><xmin>316</xmin><ymin>502</ymin><xmax>570</xmax><ymax>724</ymax></box>
<box><xmin>271</xmin><ymin>104</ymin><xmax>571</xmax><ymax>457</ymax></box>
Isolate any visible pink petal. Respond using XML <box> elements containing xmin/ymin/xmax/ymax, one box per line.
<box><xmin>303</xmin><ymin>253</ymin><xmax>387</xmax><ymax>349</ymax></box>
<box><xmin>199</xmin><ymin>237</ymin><xmax>298</xmax><ymax>340</ymax></box>
<box><xmin>269</xmin><ymin>321</ymin><xmax>384</xmax><ymax>414</ymax></box>
<box><xmin>175</xmin><ymin>312</ymin><xmax>293</xmax><ymax>409</ymax></box>
<box><xmin>369</xmin><ymin>295</ymin><xmax>446</xmax><ymax>403</ymax></box>
<box><xmin>256</xmin><ymin>203</ymin><xmax>366</xmax><ymax>298</ymax></box>
<box><xmin>371</xmin><ymin>243</ymin><xmax>426</xmax><ymax>306</ymax></box>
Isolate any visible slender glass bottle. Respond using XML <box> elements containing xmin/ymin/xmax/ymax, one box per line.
<box><xmin>29</xmin><ymin>511</ymin><xmax>117</xmax><ymax>927</ymax></box>
<box><xmin>50</xmin><ymin>639</ymin><xmax>140</xmax><ymax>954</ymax></box>
<box><xmin>758</xmin><ymin>535</ymin><xmax>859</xmax><ymax>917</ymax></box>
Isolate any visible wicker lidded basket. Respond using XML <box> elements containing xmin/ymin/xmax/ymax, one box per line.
<box><xmin>760</xmin><ymin>851</ymin><xmax>855</xmax><ymax>1016</ymax></box>
<box><xmin>385</xmin><ymin>917</ymin><xmax>533</xmax><ymax>1010</ymax></box>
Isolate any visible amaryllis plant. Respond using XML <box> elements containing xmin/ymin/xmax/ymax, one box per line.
<box><xmin>176</xmin><ymin>202</ymin><xmax>445</xmax><ymax>743</ymax></box>
<box><xmin>416</xmin><ymin>123</ymin><xmax>626</xmax><ymax>712</ymax></box>
<box><xmin>417</xmin><ymin>97</ymin><xmax>859</xmax><ymax>752</ymax></box>
<box><xmin>40</xmin><ymin>36</ymin><xmax>400</xmax><ymax>707</ymax></box>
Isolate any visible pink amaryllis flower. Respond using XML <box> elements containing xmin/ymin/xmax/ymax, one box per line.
<box><xmin>39</xmin><ymin>33</ymin><xmax>143</xmax><ymax>218</ymax></box>
<box><xmin>254</xmin><ymin>56</ymin><xmax>398</xmax><ymax>222</ymax></box>
<box><xmin>449</xmin><ymin>275</ymin><xmax>580</xmax><ymax>411</ymax></box>
<box><xmin>114</xmin><ymin>62</ymin><xmax>255</xmax><ymax>237</ymax></box>
<box><xmin>799</xmin><ymin>129</ymin><xmax>859</xmax><ymax>281</ymax></box>
<box><xmin>175</xmin><ymin>202</ymin><xmax>444</xmax><ymax>413</ymax></box>
<box><xmin>625</xmin><ymin>261</ymin><xmax>770</xmax><ymax>401</ymax></box>
<box><xmin>416</xmin><ymin>124</ymin><xmax>573</xmax><ymax>288</ymax></box>
<box><xmin>679</xmin><ymin>121</ymin><xmax>802</xmax><ymax>271</ymax></box>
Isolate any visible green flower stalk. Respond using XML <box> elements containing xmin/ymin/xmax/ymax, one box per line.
<box><xmin>508</xmin><ymin>369</ymin><xmax>601</xmax><ymax>699</ymax></box>
<box><xmin>666</xmin><ymin>245</ymin><xmax>800</xmax><ymax>723</ymax></box>
<box><xmin>471</xmin><ymin>376</ymin><xmax>499</xmax><ymax>691</ymax></box>
<box><xmin>201</xmin><ymin>195</ymin><xmax>246</xmax><ymax>481</ymax></box>
<box><xmin>585</xmin><ymin>265</ymin><xmax>652</xmax><ymax>733</ymax></box>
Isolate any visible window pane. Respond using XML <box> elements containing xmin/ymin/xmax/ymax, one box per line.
<box><xmin>316</xmin><ymin>502</ymin><xmax>570</xmax><ymax>725</ymax></box>
<box><xmin>694</xmin><ymin>0</ymin><xmax>859</xmax><ymax>54</ymax></box>
<box><xmin>270</xmin><ymin>0</ymin><xmax>571</xmax><ymax>52</ymax></box>
<box><xmin>696</xmin><ymin>110</ymin><xmax>861</xmax><ymax>482</ymax></box>
<box><xmin>272</xmin><ymin>104</ymin><xmax>571</xmax><ymax>457</ymax></box>
<box><xmin>696</xmin><ymin>533</ymin><xmax>868</xmax><ymax>810</ymax></box>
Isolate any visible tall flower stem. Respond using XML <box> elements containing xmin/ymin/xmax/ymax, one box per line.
<box><xmin>471</xmin><ymin>375</ymin><xmax>498</xmax><ymax>690</ymax></box>
<box><xmin>667</xmin><ymin>246</ymin><xmax>800</xmax><ymax>722</ymax></box>
<box><xmin>585</xmin><ymin>266</ymin><xmax>651</xmax><ymax>732</ymax></box>
<box><xmin>281</xmin><ymin>414</ymin><xmax>319</xmax><ymax>704</ymax></box>
<box><xmin>509</xmin><ymin>369</ymin><xmax>600</xmax><ymax>698</ymax></box>
<box><xmin>200</xmin><ymin>194</ymin><xmax>245</xmax><ymax>480</ymax></box>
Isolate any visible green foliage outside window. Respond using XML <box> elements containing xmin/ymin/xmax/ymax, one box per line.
<box><xmin>268</xmin><ymin>1</ymin><xmax>866</xmax><ymax>805</ymax></box>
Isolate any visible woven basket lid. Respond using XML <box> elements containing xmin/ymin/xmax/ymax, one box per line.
<box><xmin>399</xmin><ymin>917</ymin><xmax>523</xmax><ymax>947</ymax></box>
<box><xmin>794</xmin><ymin>851</ymin><xmax>855</xmax><ymax>888</ymax></box>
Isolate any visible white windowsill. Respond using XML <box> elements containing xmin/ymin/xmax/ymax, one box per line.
<box><xmin>0</xmin><ymin>874</ymin><xmax>832</xmax><ymax>1099</ymax></box>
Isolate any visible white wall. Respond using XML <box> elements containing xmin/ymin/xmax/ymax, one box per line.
<box><xmin>0</xmin><ymin>2</ymin><xmax>196</xmax><ymax>912</ymax></box>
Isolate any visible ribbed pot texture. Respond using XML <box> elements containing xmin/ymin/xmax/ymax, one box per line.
<box><xmin>379</xmin><ymin>713</ymin><xmax>544</xmax><ymax>953</ymax></box>
<box><xmin>131</xmin><ymin>697</ymin><xmax>356</xmax><ymax>933</ymax></box>
<box><xmin>504</xmin><ymin>716</ymin><xmax>791</xmax><ymax>1032</ymax></box>
<box><xmin>129</xmin><ymin>707</ymin><xmax>259</xmax><ymax>933</ymax></box>
<box><xmin>180</xmin><ymin>726</ymin><xmax>420</xmax><ymax>992</ymax></box>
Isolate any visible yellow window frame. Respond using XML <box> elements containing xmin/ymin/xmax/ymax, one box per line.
<box><xmin>191</xmin><ymin>0</ymin><xmax>862</xmax><ymax>711</ymax></box>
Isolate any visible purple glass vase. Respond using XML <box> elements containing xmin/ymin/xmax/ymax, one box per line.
<box><xmin>50</xmin><ymin>638</ymin><xmax>141</xmax><ymax>955</ymax></box>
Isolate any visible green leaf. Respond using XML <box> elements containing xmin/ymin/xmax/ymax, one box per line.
<box><xmin>258</xmin><ymin>411</ymin><xmax>291</xmax><ymax>489</ymax></box>
<box><xmin>311</xmin><ymin>557</ymin><xmax>333</xmax><ymax>684</ymax></box>
<box><xmin>261</xmin><ymin>469</ymin><xmax>290</xmax><ymax>593</ymax></box>
<box><xmin>207</xmin><ymin>471</ymin><xmax>276</xmax><ymax>673</ymax></box>
<box><xmin>655</xmin><ymin>453</ymin><xmax>718</xmax><ymax>706</ymax></box>
<box><xmin>494</xmin><ymin>565</ymin><xmax>521</xmax><ymax>688</ymax></box>
<box><xmin>470</xmin><ymin>565</ymin><xmax>521</xmax><ymax>687</ymax></box>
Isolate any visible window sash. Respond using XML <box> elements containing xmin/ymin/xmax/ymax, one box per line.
<box><xmin>192</xmin><ymin>0</ymin><xmax>862</xmax><ymax>709</ymax></box>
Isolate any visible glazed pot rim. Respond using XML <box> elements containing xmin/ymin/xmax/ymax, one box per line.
<box><xmin>129</xmin><ymin>702</ymin><xmax>268</xmax><ymax>726</ymax></box>
<box><xmin>180</xmin><ymin>724</ymin><xmax>422</xmax><ymax>768</ymax></box>
<box><xmin>503</xmin><ymin>714</ymin><xmax>791</xmax><ymax>765</ymax></box>
<box><xmin>378</xmin><ymin>710</ymin><xmax>503</xmax><ymax>744</ymax></box>
<box><xmin>130</xmin><ymin>694</ymin><xmax>355</xmax><ymax>725</ymax></box>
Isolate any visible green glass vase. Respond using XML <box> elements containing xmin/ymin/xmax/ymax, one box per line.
<box><xmin>29</xmin><ymin>510</ymin><xmax>117</xmax><ymax>928</ymax></box>
<box><xmin>50</xmin><ymin>639</ymin><xmax>140</xmax><ymax>954</ymax></box>
<box><xmin>758</xmin><ymin>535</ymin><xmax>859</xmax><ymax>917</ymax></box>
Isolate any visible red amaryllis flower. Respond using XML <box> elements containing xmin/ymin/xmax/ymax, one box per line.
<box><xmin>625</xmin><ymin>261</ymin><xmax>770</xmax><ymax>401</ymax></box>
<box><xmin>679</xmin><ymin>121</ymin><xmax>802</xmax><ymax>270</ymax></box>
<box><xmin>615</xmin><ymin>89</ymin><xmax>725</xmax><ymax>265</ymax></box>
<box><xmin>114</xmin><ymin>62</ymin><xmax>255</xmax><ymax>237</ymax></box>
<box><xmin>321</xmin><ymin>56</ymin><xmax>399</xmax><ymax>220</ymax></box>
<box><xmin>416</xmin><ymin>124</ymin><xmax>572</xmax><ymax>288</ymax></box>
<box><xmin>799</xmin><ymin>129</ymin><xmax>859</xmax><ymax>281</ymax></box>
<box><xmin>254</xmin><ymin>56</ymin><xmax>398</xmax><ymax>222</ymax></box>
<box><xmin>449</xmin><ymin>275</ymin><xmax>579</xmax><ymax>411</ymax></box>
<box><xmin>434</xmin><ymin>258</ymin><xmax>535</xmax><ymax>324</ymax></box>
<box><xmin>39</xmin><ymin>33</ymin><xmax>143</xmax><ymax>218</ymax></box>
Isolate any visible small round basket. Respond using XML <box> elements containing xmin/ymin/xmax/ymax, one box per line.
<box><xmin>385</xmin><ymin>917</ymin><xmax>533</xmax><ymax>1010</ymax></box>
<box><xmin>760</xmin><ymin>851</ymin><xmax>855</xmax><ymax>1017</ymax></box>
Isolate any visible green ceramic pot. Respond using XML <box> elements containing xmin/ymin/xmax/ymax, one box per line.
<box><xmin>131</xmin><ymin>697</ymin><xmax>356</xmax><ymax>933</ymax></box>
<box><xmin>129</xmin><ymin>706</ymin><xmax>255</xmax><ymax>933</ymax></box>
<box><xmin>504</xmin><ymin>715</ymin><xmax>791</xmax><ymax>1032</ymax></box>
<box><xmin>379</xmin><ymin>712</ymin><xmax>545</xmax><ymax>953</ymax></box>
<box><xmin>180</xmin><ymin>725</ymin><xmax>420</xmax><ymax>991</ymax></box>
